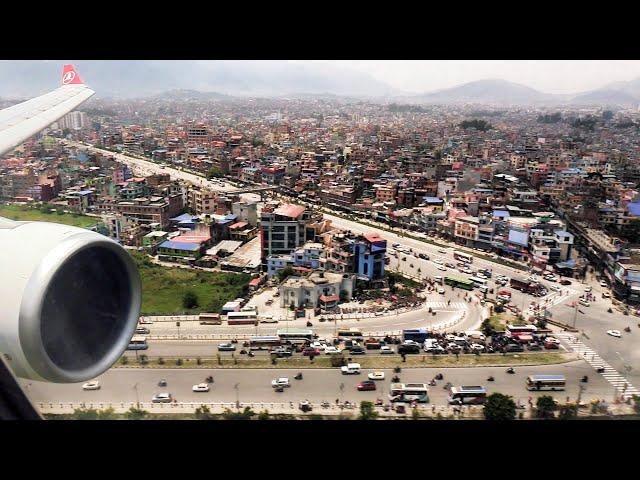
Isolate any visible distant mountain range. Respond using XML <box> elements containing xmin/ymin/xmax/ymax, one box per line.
<box><xmin>395</xmin><ymin>78</ymin><xmax>640</xmax><ymax>108</ymax></box>
<box><xmin>0</xmin><ymin>60</ymin><xmax>639</xmax><ymax>107</ymax></box>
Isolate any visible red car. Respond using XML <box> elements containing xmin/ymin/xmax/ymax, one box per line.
<box><xmin>302</xmin><ymin>348</ymin><xmax>321</xmax><ymax>356</ymax></box>
<box><xmin>357</xmin><ymin>380</ymin><xmax>377</xmax><ymax>391</ymax></box>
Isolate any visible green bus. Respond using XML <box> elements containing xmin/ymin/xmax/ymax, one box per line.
<box><xmin>444</xmin><ymin>275</ymin><xmax>474</xmax><ymax>290</ymax></box>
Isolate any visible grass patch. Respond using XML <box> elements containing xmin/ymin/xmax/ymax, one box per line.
<box><xmin>0</xmin><ymin>203</ymin><xmax>97</xmax><ymax>228</ymax></box>
<box><xmin>130</xmin><ymin>251</ymin><xmax>250</xmax><ymax>315</ymax></box>
<box><xmin>116</xmin><ymin>352</ymin><xmax>571</xmax><ymax>369</ymax></box>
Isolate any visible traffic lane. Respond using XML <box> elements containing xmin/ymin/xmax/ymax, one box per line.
<box><xmin>21</xmin><ymin>361</ymin><xmax>613</xmax><ymax>406</ymax></box>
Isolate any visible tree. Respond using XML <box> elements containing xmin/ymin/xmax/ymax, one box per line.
<box><xmin>481</xmin><ymin>317</ymin><xmax>496</xmax><ymax>337</ymax></box>
<box><xmin>633</xmin><ymin>395</ymin><xmax>640</xmax><ymax>414</ymax></box>
<box><xmin>71</xmin><ymin>407</ymin><xmax>99</xmax><ymax>420</ymax></box>
<box><xmin>277</xmin><ymin>265</ymin><xmax>295</xmax><ymax>282</ymax></box>
<box><xmin>558</xmin><ymin>404</ymin><xmax>578</xmax><ymax>420</ymax></box>
<box><xmin>483</xmin><ymin>393</ymin><xmax>516</xmax><ymax>420</ymax></box>
<box><xmin>258</xmin><ymin>410</ymin><xmax>271</xmax><ymax>420</ymax></box>
<box><xmin>535</xmin><ymin>395</ymin><xmax>556</xmax><ymax>419</ymax></box>
<box><xmin>359</xmin><ymin>401</ymin><xmax>378</xmax><ymax>420</ymax></box>
<box><xmin>339</xmin><ymin>290</ymin><xmax>349</xmax><ymax>302</ymax></box>
<box><xmin>182</xmin><ymin>290</ymin><xmax>199</xmax><ymax>309</ymax></box>
<box><xmin>206</xmin><ymin>166</ymin><xmax>223</xmax><ymax>179</ymax></box>
<box><xmin>125</xmin><ymin>407</ymin><xmax>148</xmax><ymax>420</ymax></box>
<box><xmin>221</xmin><ymin>407</ymin><xmax>255</xmax><ymax>420</ymax></box>
<box><xmin>97</xmin><ymin>407</ymin><xmax>117</xmax><ymax>420</ymax></box>
<box><xmin>40</xmin><ymin>204</ymin><xmax>52</xmax><ymax>214</ymax></box>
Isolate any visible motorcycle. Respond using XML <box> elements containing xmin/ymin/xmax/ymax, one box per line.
<box><xmin>248</xmin><ymin>351</ymin><xmax>255</xmax><ymax>357</ymax></box>
<box><xmin>294</xmin><ymin>372</ymin><xmax>303</xmax><ymax>380</ymax></box>
<box><xmin>506</xmin><ymin>367</ymin><xmax>515</xmax><ymax>374</ymax></box>
<box><xmin>443</xmin><ymin>382</ymin><xmax>453</xmax><ymax>390</ymax></box>
<box><xmin>624</xmin><ymin>326</ymin><xmax>631</xmax><ymax>333</ymax></box>
<box><xmin>429</xmin><ymin>379</ymin><xmax>437</xmax><ymax>386</ymax></box>
<box><xmin>581</xmin><ymin>375</ymin><xmax>589</xmax><ymax>383</ymax></box>
<box><xmin>321</xmin><ymin>401</ymin><xmax>331</xmax><ymax>408</ymax></box>
<box><xmin>391</xmin><ymin>375</ymin><xmax>401</xmax><ymax>383</ymax></box>
<box><xmin>435</xmin><ymin>373</ymin><xmax>443</xmax><ymax>380</ymax></box>
<box><xmin>205</xmin><ymin>376</ymin><xmax>214</xmax><ymax>384</ymax></box>
<box><xmin>487</xmin><ymin>376</ymin><xmax>495</xmax><ymax>382</ymax></box>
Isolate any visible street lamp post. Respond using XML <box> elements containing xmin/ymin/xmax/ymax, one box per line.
<box><xmin>133</xmin><ymin>383</ymin><xmax>140</xmax><ymax>408</ymax></box>
<box><xmin>234</xmin><ymin>383</ymin><xmax>240</xmax><ymax>410</ymax></box>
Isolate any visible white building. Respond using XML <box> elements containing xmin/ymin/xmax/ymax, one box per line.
<box><xmin>279</xmin><ymin>271</ymin><xmax>355</xmax><ymax>309</ymax></box>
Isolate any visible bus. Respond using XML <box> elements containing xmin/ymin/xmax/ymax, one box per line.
<box><xmin>199</xmin><ymin>313</ymin><xmax>222</xmax><ymax>325</ymax></box>
<box><xmin>469</xmin><ymin>276</ymin><xmax>488</xmax><ymax>288</ymax></box>
<box><xmin>526</xmin><ymin>375</ymin><xmax>566</xmax><ymax>391</ymax></box>
<box><xmin>402</xmin><ymin>328</ymin><xmax>430</xmax><ymax>344</ymax></box>
<box><xmin>453</xmin><ymin>250</ymin><xmax>473</xmax><ymax>264</ymax></box>
<box><xmin>277</xmin><ymin>328</ymin><xmax>314</xmax><ymax>342</ymax></box>
<box><xmin>227</xmin><ymin>311</ymin><xmax>258</xmax><ymax>325</ymax></box>
<box><xmin>127</xmin><ymin>336</ymin><xmax>148</xmax><ymax>350</ymax></box>
<box><xmin>444</xmin><ymin>275</ymin><xmax>474</xmax><ymax>290</ymax></box>
<box><xmin>389</xmin><ymin>383</ymin><xmax>430</xmax><ymax>403</ymax></box>
<box><xmin>337</xmin><ymin>328</ymin><xmax>364</xmax><ymax>341</ymax></box>
<box><xmin>506</xmin><ymin>324</ymin><xmax>538</xmax><ymax>340</ymax></box>
<box><xmin>249</xmin><ymin>336</ymin><xmax>282</xmax><ymax>351</ymax></box>
<box><xmin>447</xmin><ymin>386</ymin><xmax>488</xmax><ymax>405</ymax></box>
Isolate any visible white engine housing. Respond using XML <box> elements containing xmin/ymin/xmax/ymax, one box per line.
<box><xmin>0</xmin><ymin>218</ymin><xmax>141</xmax><ymax>383</ymax></box>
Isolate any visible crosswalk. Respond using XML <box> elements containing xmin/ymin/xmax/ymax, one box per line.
<box><xmin>555</xmin><ymin>332</ymin><xmax>640</xmax><ymax>399</ymax></box>
<box><xmin>425</xmin><ymin>301</ymin><xmax>468</xmax><ymax>311</ymax></box>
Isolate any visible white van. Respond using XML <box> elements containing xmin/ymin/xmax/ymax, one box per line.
<box><xmin>464</xmin><ymin>331</ymin><xmax>486</xmax><ymax>342</ymax></box>
<box><xmin>341</xmin><ymin>363</ymin><xmax>361</xmax><ymax>375</ymax></box>
<box><xmin>579</xmin><ymin>299</ymin><xmax>590</xmax><ymax>307</ymax></box>
<box><xmin>434</xmin><ymin>276</ymin><xmax>444</xmax><ymax>284</ymax></box>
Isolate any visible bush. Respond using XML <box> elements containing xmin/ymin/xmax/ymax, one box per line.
<box><xmin>139</xmin><ymin>354</ymin><xmax>149</xmax><ymax>365</ymax></box>
<box><xmin>483</xmin><ymin>393</ymin><xmax>516</xmax><ymax>420</ymax></box>
<box><xmin>182</xmin><ymin>290</ymin><xmax>199</xmax><ymax>309</ymax></box>
<box><xmin>535</xmin><ymin>395</ymin><xmax>556</xmax><ymax>419</ymax></box>
<box><xmin>258</xmin><ymin>410</ymin><xmax>270</xmax><ymax>420</ymax></box>
<box><xmin>196</xmin><ymin>357</ymin><xmax>202</xmax><ymax>365</ymax></box>
<box><xmin>125</xmin><ymin>407</ymin><xmax>148</xmax><ymax>420</ymax></box>
<box><xmin>359</xmin><ymin>401</ymin><xmax>378</xmax><ymax>420</ymax></box>
<box><xmin>158</xmin><ymin>357</ymin><xmax>165</xmax><ymax>365</ymax></box>
<box><xmin>195</xmin><ymin>405</ymin><xmax>215</xmax><ymax>420</ymax></box>
<box><xmin>71</xmin><ymin>407</ymin><xmax>99</xmax><ymax>420</ymax></box>
<box><xmin>175</xmin><ymin>358</ymin><xmax>183</xmax><ymax>366</ymax></box>
<box><xmin>558</xmin><ymin>404</ymin><xmax>578</xmax><ymax>420</ymax></box>
<box><xmin>120</xmin><ymin>356</ymin><xmax>128</xmax><ymax>365</ymax></box>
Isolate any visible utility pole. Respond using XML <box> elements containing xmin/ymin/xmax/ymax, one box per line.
<box><xmin>234</xmin><ymin>383</ymin><xmax>240</xmax><ymax>410</ymax></box>
<box><xmin>134</xmin><ymin>383</ymin><xmax>140</xmax><ymax>409</ymax></box>
<box><xmin>572</xmin><ymin>302</ymin><xmax>579</xmax><ymax>329</ymax></box>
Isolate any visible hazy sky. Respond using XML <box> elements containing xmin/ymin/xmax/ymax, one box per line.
<box><xmin>296</xmin><ymin>60</ymin><xmax>640</xmax><ymax>94</ymax></box>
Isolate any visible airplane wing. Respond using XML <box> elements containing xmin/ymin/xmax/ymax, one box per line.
<box><xmin>0</xmin><ymin>64</ymin><xmax>95</xmax><ymax>156</ymax></box>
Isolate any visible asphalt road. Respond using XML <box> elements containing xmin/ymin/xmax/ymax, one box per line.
<box><xmin>21</xmin><ymin>361</ymin><xmax>610</xmax><ymax>407</ymax></box>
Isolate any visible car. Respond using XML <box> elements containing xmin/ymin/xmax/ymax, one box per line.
<box><xmin>527</xmin><ymin>342</ymin><xmax>543</xmax><ymax>351</ymax></box>
<box><xmin>350</xmin><ymin>346</ymin><xmax>366</xmax><ymax>355</ymax></box>
<box><xmin>139</xmin><ymin>318</ymin><xmax>153</xmax><ymax>325</ymax></box>
<box><xmin>425</xmin><ymin>344</ymin><xmax>446</xmax><ymax>354</ymax></box>
<box><xmin>438</xmin><ymin>287</ymin><xmax>446</xmax><ymax>294</ymax></box>
<box><xmin>437</xmin><ymin>265</ymin><xmax>447</xmax><ymax>271</ymax></box>
<box><xmin>560</xmin><ymin>279</ymin><xmax>572</xmax><ymax>285</ymax></box>
<box><xmin>302</xmin><ymin>347</ymin><xmax>321</xmax><ymax>356</ymax></box>
<box><xmin>418</xmin><ymin>253</ymin><xmax>430</xmax><ymax>260</ymax></box>
<box><xmin>438</xmin><ymin>249</ymin><xmax>447</xmax><ymax>254</ymax></box>
<box><xmin>470</xmin><ymin>343</ymin><xmax>485</xmax><ymax>352</ymax></box>
<box><xmin>445</xmin><ymin>262</ymin><xmax>455</xmax><ymax>269</ymax></box>
<box><xmin>600</xmin><ymin>280</ymin><xmax>608</xmax><ymax>288</ymax></box>
<box><xmin>579</xmin><ymin>299</ymin><xmax>590</xmax><ymax>307</ymax></box>
<box><xmin>368</xmin><ymin>371</ymin><xmax>385</xmax><ymax>381</ymax></box>
<box><xmin>152</xmin><ymin>393</ymin><xmax>173</xmax><ymax>403</ymax></box>
<box><xmin>584</xmin><ymin>286</ymin><xmax>593</xmax><ymax>292</ymax></box>
<box><xmin>310</xmin><ymin>341</ymin><xmax>326</xmax><ymax>350</ymax></box>
<box><xmin>380</xmin><ymin>345</ymin><xmax>395</xmax><ymax>354</ymax></box>
<box><xmin>218</xmin><ymin>343</ymin><xmax>236</xmax><ymax>351</ymax></box>
<box><xmin>607</xmin><ymin>330</ymin><xmax>622</xmax><ymax>338</ymax></box>
<box><xmin>82</xmin><ymin>380</ymin><xmax>101</xmax><ymax>391</ymax></box>
<box><xmin>324</xmin><ymin>346</ymin><xmax>342</xmax><ymax>355</ymax></box>
<box><xmin>341</xmin><ymin>363</ymin><xmax>362</xmax><ymax>374</ymax></box>
<box><xmin>357</xmin><ymin>380</ymin><xmax>377</xmax><ymax>391</ymax></box>
<box><xmin>543</xmin><ymin>338</ymin><xmax>560</xmax><ymax>349</ymax></box>
<box><xmin>192</xmin><ymin>383</ymin><xmax>210</xmax><ymax>392</ymax></box>
<box><xmin>463</xmin><ymin>268</ymin><xmax>474</xmax><ymax>274</ymax></box>
<box><xmin>135</xmin><ymin>327</ymin><xmax>150</xmax><ymax>334</ymax></box>
<box><xmin>549</xmin><ymin>284</ymin><xmax>561</xmax><ymax>292</ymax></box>
<box><xmin>272</xmin><ymin>347</ymin><xmax>293</xmax><ymax>357</ymax></box>
<box><xmin>260</xmin><ymin>316</ymin><xmax>278</xmax><ymax>323</ymax></box>
<box><xmin>434</xmin><ymin>258</ymin><xmax>444</xmax><ymax>265</ymax></box>
<box><xmin>602</xmin><ymin>292</ymin><xmax>611</xmax><ymax>298</ymax></box>
<box><xmin>158</xmin><ymin>379</ymin><xmax>168</xmax><ymax>387</ymax></box>
<box><xmin>503</xmin><ymin>343</ymin><xmax>524</xmax><ymax>352</ymax></box>
<box><xmin>271</xmin><ymin>377</ymin><xmax>291</xmax><ymax>388</ymax></box>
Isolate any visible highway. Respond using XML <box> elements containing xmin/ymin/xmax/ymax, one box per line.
<box><xmin>21</xmin><ymin>361</ymin><xmax>611</xmax><ymax>407</ymax></box>
<box><xmin>63</xmin><ymin>140</ymin><xmax>239</xmax><ymax>194</ymax></box>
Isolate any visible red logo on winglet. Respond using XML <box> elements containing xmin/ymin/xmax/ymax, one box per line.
<box><xmin>62</xmin><ymin>64</ymin><xmax>84</xmax><ymax>85</ymax></box>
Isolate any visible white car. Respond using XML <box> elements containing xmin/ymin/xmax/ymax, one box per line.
<box><xmin>434</xmin><ymin>258</ymin><xmax>444</xmax><ymax>265</ymax></box>
<box><xmin>139</xmin><ymin>318</ymin><xmax>153</xmax><ymax>325</ymax></box>
<box><xmin>271</xmin><ymin>377</ymin><xmax>290</xmax><ymax>388</ymax></box>
<box><xmin>607</xmin><ymin>330</ymin><xmax>622</xmax><ymax>338</ymax></box>
<box><xmin>602</xmin><ymin>292</ymin><xmax>611</xmax><ymax>298</ymax></box>
<box><xmin>192</xmin><ymin>383</ymin><xmax>210</xmax><ymax>392</ymax></box>
<box><xmin>470</xmin><ymin>343</ymin><xmax>485</xmax><ymax>352</ymax></box>
<box><xmin>584</xmin><ymin>286</ymin><xmax>593</xmax><ymax>292</ymax></box>
<box><xmin>368</xmin><ymin>371</ymin><xmax>385</xmax><ymax>381</ymax></box>
<box><xmin>380</xmin><ymin>346</ymin><xmax>395</xmax><ymax>354</ymax></box>
<box><xmin>152</xmin><ymin>393</ymin><xmax>173</xmax><ymax>403</ymax></box>
<box><xmin>82</xmin><ymin>380</ymin><xmax>101</xmax><ymax>391</ymax></box>
<box><xmin>437</xmin><ymin>265</ymin><xmax>447</xmax><ymax>271</ymax></box>
<box><xmin>437</xmin><ymin>249</ymin><xmax>447</xmax><ymax>254</ymax></box>
<box><xmin>600</xmin><ymin>281</ymin><xmax>608</xmax><ymax>288</ymax></box>
<box><xmin>324</xmin><ymin>346</ymin><xmax>342</xmax><ymax>355</ymax></box>
<box><xmin>438</xmin><ymin>287</ymin><xmax>446</xmax><ymax>294</ymax></box>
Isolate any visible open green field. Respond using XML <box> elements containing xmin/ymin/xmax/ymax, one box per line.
<box><xmin>130</xmin><ymin>252</ymin><xmax>250</xmax><ymax>315</ymax></box>
<box><xmin>0</xmin><ymin>204</ymin><xmax>98</xmax><ymax>228</ymax></box>
<box><xmin>116</xmin><ymin>352</ymin><xmax>572</xmax><ymax>369</ymax></box>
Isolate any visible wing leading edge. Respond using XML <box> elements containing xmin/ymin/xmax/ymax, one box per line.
<box><xmin>0</xmin><ymin>64</ymin><xmax>95</xmax><ymax>157</ymax></box>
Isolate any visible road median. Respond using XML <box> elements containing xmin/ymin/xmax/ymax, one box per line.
<box><xmin>115</xmin><ymin>352</ymin><xmax>573</xmax><ymax>369</ymax></box>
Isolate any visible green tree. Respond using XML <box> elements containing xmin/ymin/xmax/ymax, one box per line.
<box><xmin>125</xmin><ymin>407</ymin><xmax>148</xmax><ymax>420</ymax></box>
<box><xmin>221</xmin><ymin>407</ymin><xmax>255</xmax><ymax>420</ymax></box>
<box><xmin>359</xmin><ymin>401</ymin><xmax>378</xmax><ymax>420</ymax></box>
<box><xmin>56</xmin><ymin>207</ymin><xmax>64</xmax><ymax>215</ymax></box>
<box><xmin>195</xmin><ymin>405</ymin><xmax>215</xmax><ymax>419</ymax></box>
<box><xmin>40</xmin><ymin>204</ymin><xmax>52</xmax><ymax>214</ymax></box>
<box><xmin>182</xmin><ymin>290</ymin><xmax>199</xmax><ymax>309</ymax></box>
<box><xmin>411</xmin><ymin>406</ymin><xmax>420</xmax><ymax>420</ymax></box>
<box><xmin>120</xmin><ymin>356</ymin><xmax>128</xmax><ymax>365</ymax></box>
<box><xmin>483</xmin><ymin>393</ymin><xmax>516</xmax><ymax>420</ymax></box>
<box><xmin>258</xmin><ymin>410</ymin><xmax>270</xmax><ymax>420</ymax></box>
<box><xmin>535</xmin><ymin>395</ymin><xmax>556</xmax><ymax>419</ymax></box>
<box><xmin>339</xmin><ymin>290</ymin><xmax>349</xmax><ymax>302</ymax></box>
<box><xmin>206</xmin><ymin>166</ymin><xmax>223</xmax><ymax>179</ymax></box>
<box><xmin>97</xmin><ymin>407</ymin><xmax>117</xmax><ymax>420</ymax></box>
<box><xmin>277</xmin><ymin>265</ymin><xmax>295</xmax><ymax>282</ymax></box>
<box><xmin>633</xmin><ymin>395</ymin><xmax>640</xmax><ymax>414</ymax></box>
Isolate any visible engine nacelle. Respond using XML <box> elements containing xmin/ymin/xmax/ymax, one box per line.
<box><xmin>0</xmin><ymin>218</ymin><xmax>141</xmax><ymax>383</ymax></box>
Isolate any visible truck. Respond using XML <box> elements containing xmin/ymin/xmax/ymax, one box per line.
<box><xmin>510</xmin><ymin>277</ymin><xmax>539</xmax><ymax>294</ymax></box>
<box><xmin>364</xmin><ymin>337</ymin><xmax>383</xmax><ymax>350</ymax></box>
<box><xmin>402</xmin><ymin>328</ymin><xmax>430</xmax><ymax>343</ymax></box>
